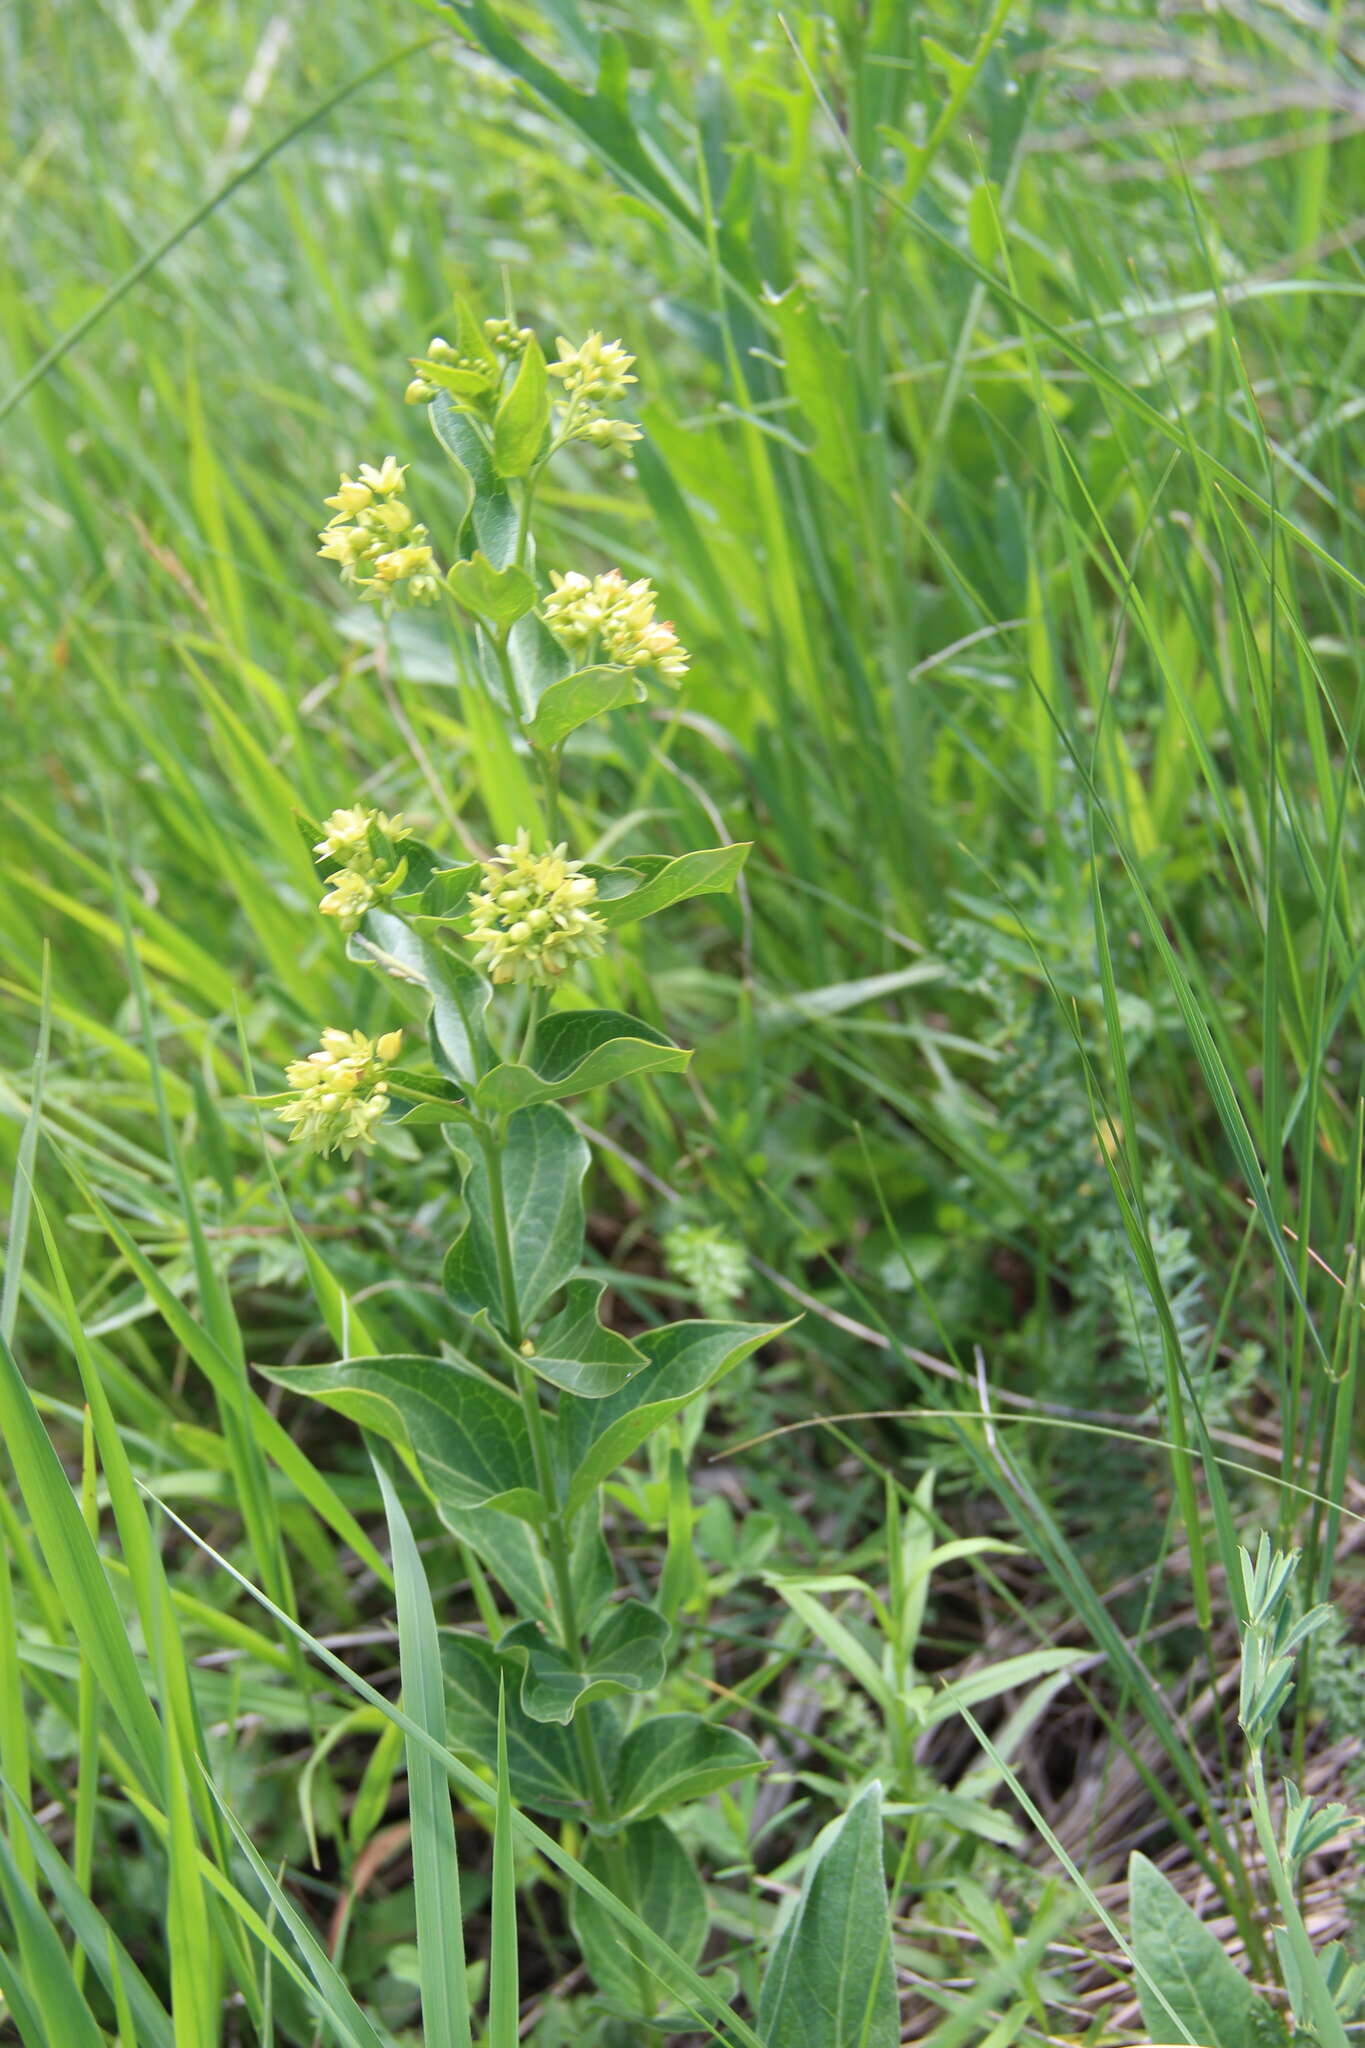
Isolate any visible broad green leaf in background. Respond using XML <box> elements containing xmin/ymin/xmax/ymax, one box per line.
<box><xmin>475</xmin><ymin>1009</ymin><xmax>690</xmax><ymax>1113</ymax></box>
<box><xmin>492</xmin><ymin>332</ymin><xmax>549</xmax><ymax>477</ymax></box>
<box><xmin>443</xmin><ymin>1105</ymin><xmax>588</xmax><ymax>1325</ymax></box>
<box><xmin>759</xmin><ymin>1781</ymin><xmax>898</xmax><ymax>2048</ymax></box>
<box><xmin>525</xmin><ymin>666</ymin><xmax>647</xmax><ymax>749</ymax></box>
<box><xmin>611</xmin><ymin>1714</ymin><xmax>765</xmax><ymax>1823</ymax></box>
<box><xmin>259</xmin><ymin>1358</ymin><xmax>542</xmax><ymax>1523</ymax></box>
<box><xmin>599</xmin><ymin>844</ymin><xmax>752</xmax><ymax>926</ymax></box>
<box><xmin>559</xmin><ymin>1321</ymin><xmax>788</xmax><ymax>1515</ymax></box>
<box><xmin>1129</xmin><ymin>1853</ymin><xmax>1287</xmax><ymax>2048</ymax></box>
<box><xmin>570</xmin><ymin>1818</ymin><xmax>707</xmax><ymax>2012</ymax></box>
<box><xmin>498</xmin><ymin>1599</ymin><xmax>669</xmax><ymax>1725</ymax></box>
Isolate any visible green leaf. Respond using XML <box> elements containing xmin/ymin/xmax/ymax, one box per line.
<box><xmin>525</xmin><ymin>666</ymin><xmax>646</xmax><ymax>749</ymax></box>
<box><xmin>257</xmin><ymin>1357</ymin><xmax>542</xmax><ymax>1523</ymax></box>
<box><xmin>429</xmin><ymin>397</ymin><xmax>517</xmax><ymax>567</ymax></box>
<box><xmin>349</xmin><ymin>907</ymin><xmax>491</xmax><ymax>1088</ymax></box>
<box><xmin>520</xmin><ymin>1278</ymin><xmax>646</xmax><ymax>1398</ymax></box>
<box><xmin>599</xmin><ymin>844</ymin><xmax>752</xmax><ymax>926</ymax></box>
<box><xmin>411</xmin><ymin>358</ymin><xmax>495</xmax><ymax>397</ymax></box>
<box><xmin>377</xmin><ymin>1454</ymin><xmax>474</xmax><ymax>2048</ymax></box>
<box><xmin>446</xmin><ymin>551</ymin><xmax>537</xmax><ymax>627</ymax></box>
<box><xmin>571</xmin><ymin>1819</ymin><xmax>706</xmax><ymax>2011</ymax></box>
<box><xmin>475</xmin><ymin>1009</ymin><xmax>690</xmax><ymax>1114</ymax></box>
<box><xmin>559</xmin><ymin>1320</ymin><xmax>786</xmax><ymax>1516</ymax></box>
<box><xmin>444</xmin><ymin>1105</ymin><xmax>588</xmax><ymax>1325</ymax></box>
<box><xmin>499</xmin><ymin>1600</ymin><xmax>668</xmax><ymax>1725</ymax></box>
<box><xmin>492</xmin><ymin>332</ymin><xmax>549</xmax><ymax>477</ymax></box>
<box><xmin>1130</xmin><ymin>1852</ymin><xmax>1286</xmax><ymax>2048</ymax></box>
<box><xmin>769</xmin><ymin>285</ymin><xmax>859</xmax><ymax>510</ymax></box>
<box><xmin>488</xmin><ymin>1682</ymin><xmax>519</xmax><ymax>2048</ymax></box>
<box><xmin>0</xmin><ymin>1329</ymin><xmax>162</xmax><ymax>1793</ymax></box>
<box><xmin>440</xmin><ymin>1631</ymin><xmax>615</xmax><ymax>1818</ymax></box>
<box><xmin>611</xmin><ymin>1713</ymin><xmax>765</xmax><ymax>1823</ymax></box>
<box><xmin>390</xmin><ymin>862</ymin><xmax>483</xmax><ymax>928</ymax></box>
<box><xmin>758</xmin><ymin>1781</ymin><xmax>898</xmax><ymax>2048</ymax></box>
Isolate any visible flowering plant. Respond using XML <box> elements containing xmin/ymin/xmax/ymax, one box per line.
<box><xmin>256</xmin><ymin>304</ymin><xmax>851</xmax><ymax>2032</ymax></box>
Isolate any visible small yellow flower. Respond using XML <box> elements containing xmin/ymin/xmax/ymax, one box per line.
<box><xmin>277</xmin><ymin>1028</ymin><xmax>401</xmax><ymax>1159</ymax></box>
<box><xmin>548</xmin><ymin>332</ymin><xmax>637</xmax><ymax>403</ymax></box>
<box><xmin>358</xmin><ymin>456</ymin><xmax>407</xmax><ymax>495</ymax></box>
<box><xmin>313</xmin><ymin>805</ymin><xmax>411</xmax><ymax>928</ymax></box>
<box><xmin>465</xmin><ymin>831</ymin><xmax>606</xmax><ymax>988</ymax></box>
<box><xmin>319</xmin><ymin>869</ymin><xmax>377</xmax><ymax>933</ymax></box>
<box><xmin>314</xmin><ymin>804</ymin><xmax>407</xmax><ymax>866</ymax></box>
<box><xmin>318</xmin><ymin>462</ymin><xmax>439</xmax><ymax>607</ymax></box>
<box><xmin>324</xmin><ymin>475</ymin><xmax>374</xmax><ymax>516</ymax></box>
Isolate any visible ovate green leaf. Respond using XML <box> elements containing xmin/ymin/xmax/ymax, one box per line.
<box><xmin>559</xmin><ymin>1320</ymin><xmax>787</xmax><ymax>1515</ymax></box>
<box><xmin>525</xmin><ymin>666</ymin><xmax>646</xmax><ymax>749</ymax></box>
<box><xmin>446</xmin><ymin>552</ymin><xmax>537</xmax><ymax>626</ymax></box>
<box><xmin>499</xmin><ymin>1600</ymin><xmax>668</xmax><ymax>1725</ymax></box>
<box><xmin>611</xmin><ymin>1714</ymin><xmax>765</xmax><ymax>1823</ymax></box>
<box><xmin>475</xmin><ymin>1009</ymin><xmax>689</xmax><ymax>1114</ymax></box>
<box><xmin>443</xmin><ymin>1105</ymin><xmax>588</xmax><ymax>1325</ymax></box>
<box><xmin>758</xmin><ymin>1781</ymin><xmax>897</xmax><ymax>2048</ymax></box>
<box><xmin>1130</xmin><ymin>1852</ymin><xmax>1286</xmax><ymax>2048</ymax></box>
<box><xmin>521</xmin><ymin>1278</ymin><xmax>646</xmax><ymax>1398</ymax></box>
<box><xmin>258</xmin><ymin>1357</ymin><xmax>542</xmax><ymax>1523</ymax></box>
<box><xmin>349</xmin><ymin>908</ymin><xmax>491</xmax><ymax>1088</ymax></box>
<box><xmin>570</xmin><ymin>1819</ymin><xmax>706</xmax><ymax>2010</ymax></box>
<box><xmin>599</xmin><ymin>844</ymin><xmax>752</xmax><ymax>926</ymax></box>
<box><xmin>492</xmin><ymin>333</ymin><xmax>549</xmax><ymax>477</ymax></box>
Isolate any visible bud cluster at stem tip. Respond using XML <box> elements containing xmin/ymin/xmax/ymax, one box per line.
<box><xmin>277</xmin><ymin>1028</ymin><xmax>402</xmax><ymax>1159</ymax></box>
<box><xmin>317</xmin><ymin>458</ymin><xmax>440</xmax><ymax>607</ymax></box>
<box><xmin>465</xmin><ymin>830</ymin><xmax>606</xmax><ymax>987</ymax></box>
<box><xmin>542</xmin><ymin>568</ymin><xmax>689</xmax><ymax>680</ymax></box>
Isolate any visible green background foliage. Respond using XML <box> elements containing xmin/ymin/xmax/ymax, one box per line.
<box><xmin>2</xmin><ymin>0</ymin><xmax>1365</xmax><ymax>2041</ymax></box>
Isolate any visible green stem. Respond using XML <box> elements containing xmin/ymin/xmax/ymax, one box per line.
<box><xmin>537</xmin><ymin>744</ymin><xmax>563</xmax><ymax>843</ymax></box>
<box><xmin>519</xmin><ymin>988</ymin><xmax>544</xmax><ymax>1069</ymax></box>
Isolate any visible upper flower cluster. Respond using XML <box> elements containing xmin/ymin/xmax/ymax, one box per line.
<box><xmin>548</xmin><ymin>331</ymin><xmax>642</xmax><ymax>453</ymax></box>
<box><xmin>541</xmin><ymin>569</ymin><xmax>689</xmax><ymax>680</ymax></box>
<box><xmin>465</xmin><ymin>831</ymin><xmax>606</xmax><ymax>987</ymax></box>
<box><xmin>277</xmin><ymin>1027</ymin><xmax>401</xmax><ymax>1158</ymax></box>
<box><xmin>314</xmin><ymin>804</ymin><xmax>411</xmax><ymax>933</ymax></box>
<box><xmin>317</xmin><ymin>459</ymin><xmax>440</xmax><ymax>607</ymax></box>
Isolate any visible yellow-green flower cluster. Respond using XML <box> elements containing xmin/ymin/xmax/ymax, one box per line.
<box><xmin>465</xmin><ymin>831</ymin><xmax>606</xmax><ymax>988</ymax></box>
<box><xmin>314</xmin><ymin>805</ymin><xmax>411</xmax><ymax>933</ymax></box>
<box><xmin>317</xmin><ymin>459</ymin><xmax>440</xmax><ymax>606</ymax></box>
<box><xmin>547</xmin><ymin>331</ymin><xmax>642</xmax><ymax>454</ymax></box>
<box><xmin>662</xmin><ymin>1222</ymin><xmax>750</xmax><ymax>1320</ymax></box>
<box><xmin>541</xmin><ymin>569</ymin><xmax>689</xmax><ymax>681</ymax></box>
<box><xmin>277</xmin><ymin>1028</ymin><xmax>402</xmax><ymax>1159</ymax></box>
<box><xmin>549</xmin><ymin>332</ymin><xmax>637</xmax><ymax>402</ymax></box>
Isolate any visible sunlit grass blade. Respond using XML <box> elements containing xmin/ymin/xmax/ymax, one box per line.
<box><xmin>374</xmin><ymin>1448</ymin><xmax>473</xmax><ymax>2048</ymax></box>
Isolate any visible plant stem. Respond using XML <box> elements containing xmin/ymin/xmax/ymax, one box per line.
<box><xmin>519</xmin><ymin>988</ymin><xmax>544</xmax><ymax>1069</ymax></box>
